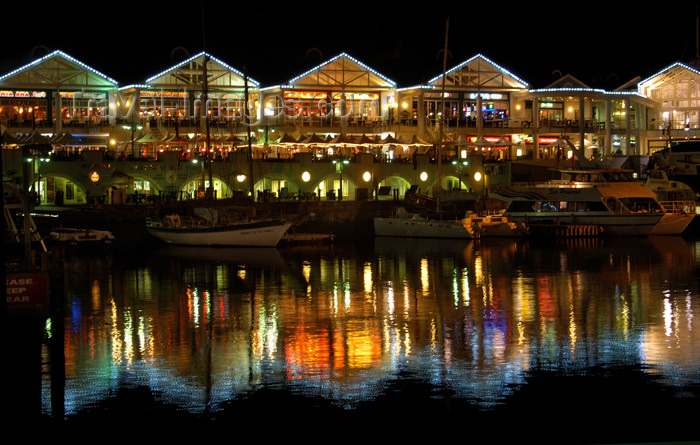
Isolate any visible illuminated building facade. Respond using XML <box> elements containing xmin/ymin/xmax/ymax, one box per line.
<box><xmin>1</xmin><ymin>48</ymin><xmax>699</xmax><ymax>204</ymax></box>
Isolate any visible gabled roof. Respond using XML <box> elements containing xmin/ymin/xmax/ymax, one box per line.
<box><xmin>145</xmin><ymin>52</ymin><xmax>258</xmax><ymax>89</ymax></box>
<box><xmin>427</xmin><ymin>54</ymin><xmax>529</xmax><ymax>90</ymax></box>
<box><xmin>545</xmin><ymin>74</ymin><xmax>590</xmax><ymax>89</ymax></box>
<box><xmin>286</xmin><ymin>53</ymin><xmax>396</xmax><ymax>89</ymax></box>
<box><xmin>0</xmin><ymin>50</ymin><xmax>118</xmax><ymax>88</ymax></box>
<box><xmin>637</xmin><ymin>61</ymin><xmax>700</xmax><ymax>95</ymax></box>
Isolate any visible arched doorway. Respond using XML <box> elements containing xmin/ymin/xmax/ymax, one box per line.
<box><xmin>313</xmin><ymin>173</ymin><xmax>357</xmax><ymax>200</ymax></box>
<box><xmin>182</xmin><ymin>176</ymin><xmax>234</xmax><ymax>200</ymax></box>
<box><xmin>441</xmin><ymin>175</ymin><xmax>470</xmax><ymax>192</ymax></box>
<box><xmin>254</xmin><ymin>176</ymin><xmax>299</xmax><ymax>201</ymax></box>
<box><xmin>377</xmin><ymin>175</ymin><xmax>411</xmax><ymax>199</ymax></box>
<box><xmin>33</xmin><ymin>175</ymin><xmax>87</xmax><ymax>205</ymax></box>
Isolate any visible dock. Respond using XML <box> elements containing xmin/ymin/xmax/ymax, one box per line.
<box><xmin>528</xmin><ymin>224</ymin><xmax>604</xmax><ymax>238</ymax></box>
<box><xmin>280</xmin><ymin>231</ymin><xmax>335</xmax><ymax>246</ymax></box>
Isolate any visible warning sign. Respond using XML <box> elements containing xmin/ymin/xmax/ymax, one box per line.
<box><xmin>6</xmin><ymin>272</ymin><xmax>49</xmax><ymax>309</ymax></box>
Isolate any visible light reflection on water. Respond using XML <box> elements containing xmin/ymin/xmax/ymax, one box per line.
<box><xmin>49</xmin><ymin>236</ymin><xmax>700</xmax><ymax>424</ymax></box>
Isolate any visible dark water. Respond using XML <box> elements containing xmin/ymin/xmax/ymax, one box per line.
<box><xmin>8</xmin><ymin>236</ymin><xmax>700</xmax><ymax>443</ymax></box>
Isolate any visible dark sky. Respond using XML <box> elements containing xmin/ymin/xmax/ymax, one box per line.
<box><xmin>2</xmin><ymin>1</ymin><xmax>699</xmax><ymax>90</ymax></box>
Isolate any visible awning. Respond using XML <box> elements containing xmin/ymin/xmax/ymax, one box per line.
<box><xmin>1</xmin><ymin>130</ymin><xmax>21</xmax><ymax>145</ymax></box>
<box><xmin>20</xmin><ymin>130</ymin><xmax>52</xmax><ymax>145</ymax></box>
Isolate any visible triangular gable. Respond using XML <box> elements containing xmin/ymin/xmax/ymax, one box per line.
<box><xmin>638</xmin><ymin>62</ymin><xmax>700</xmax><ymax>96</ymax></box>
<box><xmin>289</xmin><ymin>53</ymin><xmax>396</xmax><ymax>89</ymax></box>
<box><xmin>428</xmin><ymin>54</ymin><xmax>528</xmax><ymax>90</ymax></box>
<box><xmin>145</xmin><ymin>52</ymin><xmax>258</xmax><ymax>89</ymax></box>
<box><xmin>0</xmin><ymin>50</ymin><xmax>118</xmax><ymax>88</ymax></box>
<box><xmin>545</xmin><ymin>74</ymin><xmax>590</xmax><ymax>89</ymax></box>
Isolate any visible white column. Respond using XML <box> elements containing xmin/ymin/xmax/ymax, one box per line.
<box><xmin>417</xmin><ymin>90</ymin><xmax>425</xmax><ymax>135</ymax></box>
<box><xmin>476</xmin><ymin>93</ymin><xmax>483</xmax><ymax>139</ymax></box>
<box><xmin>605</xmin><ymin>99</ymin><xmax>612</xmax><ymax>156</ymax></box>
<box><xmin>55</xmin><ymin>91</ymin><xmax>63</xmax><ymax>133</ymax></box>
<box><xmin>579</xmin><ymin>97</ymin><xmax>585</xmax><ymax>156</ymax></box>
<box><xmin>532</xmin><ymin>99</ymin><xmax>539</xmax><ymax>159</ymax></box>
<box><xmin>626</xmin><ymin>99</ymin><xmax>632</xmax><ymax>155</ymax></box>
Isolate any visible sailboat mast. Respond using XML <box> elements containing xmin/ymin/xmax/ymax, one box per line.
<box><xmin>244</xmin><ymin>71</ymin><xmax>254</xmax><ymax>200</ymax></box>
<box><xmin>201</xmin><ymin>0</ymin><xmax>213</xmax><ymax>199</ymax></box>
<box><xmin>437</xmin><ymin>17</ymin><xmax>449</xmax><ymax>193</ymax></box>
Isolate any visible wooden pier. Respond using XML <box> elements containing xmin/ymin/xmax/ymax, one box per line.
<box><xmin>529</xmin><ymin>224</ymin><xmax>604</xmax><ymax>238</ymax></box>
<box><xmin>279</xmin><ymin>231</ymin><xmax>335</xmax><ymax>246</ymax></box>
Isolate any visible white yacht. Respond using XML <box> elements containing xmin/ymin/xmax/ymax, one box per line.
<box><xmin>645</xmin><ymin>167</ymin><xmax>697</xmax><ymax>202</ymax></box>
<box><xmin>490</xmin><ymin>168</ymin><xmax>688</xmax><ymax>236</ymax></box>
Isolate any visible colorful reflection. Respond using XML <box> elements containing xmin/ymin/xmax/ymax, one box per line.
<box><xmin>50</xmin><ymin>237</ymin><xmax>700</xmax><ymax>416</ymax></box>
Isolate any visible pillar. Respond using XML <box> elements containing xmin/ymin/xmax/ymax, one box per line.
<box><xmin>417</xmin><ymin>90</ymin><xmax>425</xmax><ymax>135</ymax></box>
<box><xmin>626</xmin><ymin>99</ymin><xmax>632</xmax><ymax>155</ymax></box>
<box><xmin>638</xmin><ymin>102</ymin><xmax>647</xmax><ymax>155</ymax></box>
<box><xmin>532</xmin><ymin>99</ymin><xmax>539</xmax><ymax>159</ymax></box>
<box><xmin>579</xmin><ymin>97</ymin><xmax>585</xmax><ymax>156</ymax></box>
<box><xmin>476</xmin><ymin>93</ymin><xmax>483</xmax><ymax>139</ymax></box>
<box><xmin>54</xmin><ymin>91</ymin><xmax>63</xmax><ymax>133</ymax></box>
<box><xmin>605</xmin><ymin>98</ymin><xmax>612</xmax><ymax>156</ymax></box>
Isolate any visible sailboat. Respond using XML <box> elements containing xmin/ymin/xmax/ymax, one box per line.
<box><xmin>146</xmin><ymin>208</ymin><xmax>291</xmax><ymax>247</ymax></box>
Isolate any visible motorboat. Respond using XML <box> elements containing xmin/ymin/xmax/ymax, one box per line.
<box><xmin>644</xmin><ymin>167</ymin><xmax>697</xmax><ymax>202</ymax></box>
<box><xmin>643</xmin><ymin>168</ymin><xmax>697</xmax><ymax>235</ymax></box>
<box><xmin>373</xmin><ymin>207</ymin><xmax>527</xmax><ymax>239</ymax></box>
<box><xmin>650</xmin><ymin>141</ymin><xmax>700</xmax><ymax>192</ymax></box>
<box><xmin>649</xmin><ymin>204</ymin><xmax>696</xmax><ymax>235</ymax></box>
<box><xmin>490</xmin><ymin>168</ymin><xmax>672</xmax><ymax>236</ymax></box>
<box><xmin>49</xmin><ymin>227</ymin><xmax>115</xmax><ymax>248</ymax></box>
<box><xmin>464</xmin><ymin>211</ymin><xmax>529</xmax><ymax>237</ymax></box>
<box><xmin>146</xmin><ymin>213</ymin><xmax>292</xmax><ymax>247</ymax></box>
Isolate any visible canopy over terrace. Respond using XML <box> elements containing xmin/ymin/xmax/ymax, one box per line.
<box><xmin>445</xmin><ymin>134</ymin><xmax>522</xmax><ymax>161</ymax></box>
<box><xmin>1</xmin><ymin>130</ymin><xmax>21</xmax><ymax>146</ymax></box>
<box><xmin>253</xmin><ymin>131</ymin><xmax>435</xmax><ymax>161</ymax></box>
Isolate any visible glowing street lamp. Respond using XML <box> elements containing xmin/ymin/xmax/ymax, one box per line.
<box><xmin>332</xmin><ymin>157</ymin><xmax>350</xmax><ymax>200</ymax></box>
<box><xmin>451</xmin><ymin>158</ymin><xmax>469</xmax><ymax>190</ymax></box>
<box><xmin>122</xmin><ymin>121</ymin><xmax>143</xmax><ymax>157</ymax></box>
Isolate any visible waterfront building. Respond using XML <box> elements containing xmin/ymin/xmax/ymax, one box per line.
<box><xmin>638</xmin><ymin>61</ymin><xmax>700</xmax><ymax>151</ymax></box>
<box><xmin>2</xmin><ymin>48</ymin><xmax>700</xmax><ymax>206</ymax></box>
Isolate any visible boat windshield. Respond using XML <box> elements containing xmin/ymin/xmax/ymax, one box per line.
<box><xmin>556</xmin><ymin>170</ymin><xmax>636</xmax><ymax>183</ymax></box>
<box><xmin>601</xmin><ymin>171</ymin><xmax>636</xmax><ymax>182</ymax></box>
<box><xmin>507</xmin><ymin>200</ymin><xmax>609</xmax><ymax>212</ymax></box>
<box><xmin>618</xmin><ymin>197</ymin><xmax>663</xmax><ymax>212</ymax></box>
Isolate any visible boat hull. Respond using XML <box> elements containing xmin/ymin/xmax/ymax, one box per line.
<box><xmin>507</xmin><ymin>212</ymin><xmax>663</xmax><ymax>236</ymax></box>
<box><xmin>374</xmin><ymin>217</ymin><xmax>478</xmax><ymax>239</ymax></box>
<box><xmin>649</xmin><ymin>212</ymin><xmax>696</xmax><ymax>235</ymax></box>
<box><xmin>147</xmin><ymin>220</ymin><xmax>292</xmax><ymax>247</ymax></box>
<box><xmin>492</xmin><ymin>173</ymin><xmax>669</xmax><ymax>236</ymax></box>
<box><xmin>49</xmin><ymin>228</ymin><xmax>115</xmax><ymax>250</ymax></box>
<box><xmin>373</xmin><ymin>215</ymin><xmax>525</xmax><ymax>239</ymax></box>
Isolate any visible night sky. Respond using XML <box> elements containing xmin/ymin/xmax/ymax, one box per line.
<box><xmin>2</xmin><ymin>1</ymin><xmax>699</xmax><ymax>90</ymax></box>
